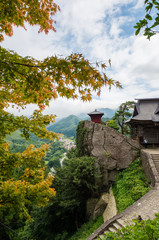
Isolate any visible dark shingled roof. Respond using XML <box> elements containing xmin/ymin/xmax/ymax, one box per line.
<box><xmin>88</xmin><ymin>109</ymin><xmax>104</xmax><ymax>116</ymax></box>
<box><xmin>130</xmin><ymin>98</ymin><xmax>159</xmax><ymax>123</ymax></box>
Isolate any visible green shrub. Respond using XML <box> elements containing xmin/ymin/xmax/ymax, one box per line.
<box><xmin>76</xmin><ymin>121</ymin><xmax>90</xmax><ymax>157</ymax></box>
<box><xmin>112</xmin><ymin>158</ymin><xmax>150</xmax><ymax>213</ymax></box>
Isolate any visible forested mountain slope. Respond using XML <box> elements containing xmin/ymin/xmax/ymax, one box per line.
<box><xmin>48</xmin><ymin>115</ymin><xmax>81</xmax><ymax>138</ymax></box>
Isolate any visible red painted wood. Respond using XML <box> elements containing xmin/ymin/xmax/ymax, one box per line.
<box><xmin>90</xmin><ymin>115</ymin><xmax>102</xmax><ymax>123</ymax></box>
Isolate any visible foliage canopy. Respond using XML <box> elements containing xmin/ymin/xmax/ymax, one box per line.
<box><xmin>17</xmin><ymin>156</ymin><xmax>99</xmax><ymax>240</ymax></box>
<box><xmin>0</xmin><ymin>0</ymin><xmax>122</xmax><ymax>238</ymax></box>
<box><xmin>134</xmin><ymin>0</ymin><xmax>159</xmax><ymax>39</ymax></box>
<box><xmin>0</xmin><ymin>0</ymin><xmax>60</xmax><ymax>42</ymax></box>
<box><xmin>110</xmin><ymin>101</ymin><xmax>135</xmax><ymax>135</ymax></box>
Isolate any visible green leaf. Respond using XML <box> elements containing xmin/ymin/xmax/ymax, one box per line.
<box><xmin>135</xmin><ymin>28</ymin><xmax>141</xmax><ymax>35</ymax></box>
<box><xmin>145</xmin><ymin>14</ymin><xmax>153</xmax><ymax>20</ymax></box>
<box><xmin>145</xmin><ymin>2</ymin><xmax>153</xmax><ymax>11</ymax></box>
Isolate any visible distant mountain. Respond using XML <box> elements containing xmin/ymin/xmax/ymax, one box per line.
<box><xmin>77</xmin><ymin>112</ymin><xmax>89</xmax><ymax>120</ymax></box>
<box><xmin>78</xmin><ymin>108</ymin><xmax>116</xmax><ymax>120</ymax></box>
<box><xmin>99</xmin><ymin>108</ymin><xmax>116</xmax><ymax>119</ymax></box>
<box><xmin>48</xmin><ymin>115</ymin><xmax>81</xmax><ymax>138</ymax></box>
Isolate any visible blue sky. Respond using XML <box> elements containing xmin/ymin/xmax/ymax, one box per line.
<box><xmin>1</xmin><ymin>0</ymin><xmax>159</xmax><ymax>118</ymax></box>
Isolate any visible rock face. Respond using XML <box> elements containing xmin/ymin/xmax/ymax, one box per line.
<box><xmin>86</xmin><ymin>193</ymin><xmax>109</xmax><ymax>220</ymax></box>
<box><xmin>92</xmin><ymin>193</ymin><xmax>109</xmax><ymax>219</ymax></box>
<box><xmin>86</xmin><ymin>189</ymin><xmax>117</xmax><ymax>221</ymax></box>
<box><xmin>103</xmin><ymin>187</ymin><xmax>117</xmax><ymax>222</ymax></box>
<box><xmin>83</xmin><ymin>121</ymin><xmax>141</xmax><ymax>191</ymax></box>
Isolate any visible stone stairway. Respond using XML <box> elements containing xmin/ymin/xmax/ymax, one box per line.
<box><xmin>88</xmin><ymin>184</ymin><xmax>159</xmax><ymax>240</ymax></box>
<box><xmin>98</xmin><ymin>219</ymin><xmax>125</xmax><ymax>239</ymax></box>
<box><xmin>151</xmin><ymin>154</ymin><xmax>159</xmax><ymax>174</ymax></box>
<box><xmin>87</xmin><ymin>149</ymin><xmax>159</xmax><ymax>240</ymax></box>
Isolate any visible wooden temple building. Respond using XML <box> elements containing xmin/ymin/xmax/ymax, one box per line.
<box><xmin>88</xmin><ymin>109</ymin><xmax>104</xmax><ymax>124</ymax></box>
<box><xmin>128</xmin><ymin>98</ymin><xmax>159</xmax><ymax>145</ymax></box>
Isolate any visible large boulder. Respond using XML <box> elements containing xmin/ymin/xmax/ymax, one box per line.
<box><xmin>83</xmin><ymin>121</ymin><xmax>141</xmax><ymax>191</ymax></box>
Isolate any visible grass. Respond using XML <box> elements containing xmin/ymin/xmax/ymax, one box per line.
<box><xmin>68</xmin><ymin>216</ymin><xmax>103</xmax><ymax>240</ymax></box>
<box><xmin>112</xmin><ymin>158</ymin><xmax>151</xmax><ymax>213</ymax></box>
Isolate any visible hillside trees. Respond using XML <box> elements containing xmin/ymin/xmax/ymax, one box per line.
<box><xmin>108</xmin><ymin>101</ymin><xmax>135</xmax><ymax>135</ymax></box>
<box><xmin>17</xmin><ymin>156</ymin><xmax>99</xmax><ymax>240</ymax></box>
<box><xmin>47</xmin><ymin>115</ymin><xmax>81</xmax><ymax>138</ymax></box>
<box><xmin>0</xmin><ymin>0</ymin><xmax>121</xmax><ymax>238</ymax></box>
<box><xmin>0</xmin><ymin>143</ymin><xmax>56</xmax><ymax>240</ymax></box>
<box><xmin>134</xmin><ymin>0</ymin><xmax>159</xmax><ymax>39</ymax></box>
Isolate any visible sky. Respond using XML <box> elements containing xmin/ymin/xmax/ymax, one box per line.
<box><xmin>1</xmin><ymin>0</ymin><xmax>159</xmax><ymax>119</ymax></box>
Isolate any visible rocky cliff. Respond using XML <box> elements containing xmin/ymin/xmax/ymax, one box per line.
<box><xmin>83</xmin><ymin>121</ymin><xmax>141</xmax><ymax>191</ymax></box>
<box><xmin>81</xmin><ymin>121</ymin><xmax>141</xmax><ymax>220</ymax></box>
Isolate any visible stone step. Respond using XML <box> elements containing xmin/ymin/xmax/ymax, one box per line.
<box><xmin>151</xmin><ymin>156</ymin><xmax>159</xmax><ymax>160</ymax></box>
<box><xmin>153</xmin><ymin>162</ymin><xmax>159</xmax><ymax>166</ymax></box>
<box><xmin>108</xmin><ymin>226</ymin><xmax>117</xmax><ymax>232</ymax></box>
<box><xmin>116</xmin><ymin>218</ymin><xmax>125</xmax><ymax>227</ymax></box>
<box><xmin>154</xmin><ymin>165</ymin><xmax>159</xmax><ymax>168</ymax></box>
<box><xmin>99</xmin><ymin>234</ymin><xmax>105</xmax><ymax>239</ymax></box>
<box><xmin>104</xmin><ymin>230</ymin><xmax>109</xmax><ymax>234</ymax></box>
<box><xmin>153</xmin><ymin>161</ymin><xmax>159</xmax><ymax>164</ymax></box>
<box><xmin>150</xmin><ymin>155</ymin><xmax>159</xmax><ymax>174</ymax></box>
<box><xmin>113</xmin><ymin>222</ymin><xmax>122</xmax><ymax>230</ymax></box>
<box><xmin>153</xmin><ymin>162</ymin><xmax>159</xmax><ymax>172</ymax></box>
<box><xmin>152</xmin><ymin>161</ymin><xmax>159</xmax><ymax>164</ymax></box>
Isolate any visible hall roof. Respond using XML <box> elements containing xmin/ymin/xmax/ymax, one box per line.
<box><xmin>130</xmin><ymin>98</ymin><xmax>159</xmax><ymax>123</ymax></box>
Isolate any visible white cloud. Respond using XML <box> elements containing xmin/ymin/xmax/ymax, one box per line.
<box><xmin>1</xmin><ymin>0</ymin><xmax>159</xmax><ymax>118</ymax></box>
